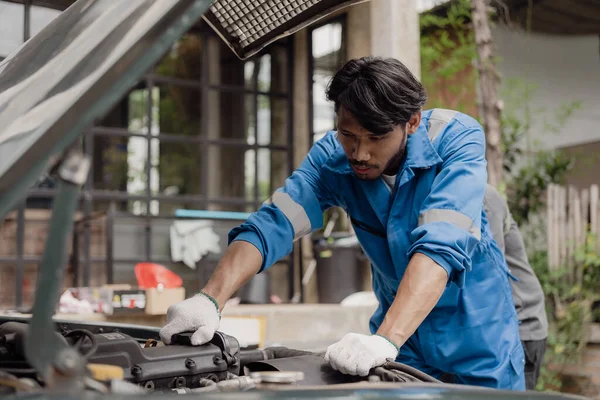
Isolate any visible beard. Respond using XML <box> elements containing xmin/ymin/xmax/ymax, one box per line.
<box><xmin>346</xmin><ymin>128</ymin><xmax>408</xmax><ymax>180</ymax></box>
<box><xmin>382</xmin><ymin>142</ymin><xmax>407</xmax><ymax>176</ymax></box>
<box><xmin>350</xmin><ymin>143</ymin><xmax>407</xmax><ymax>180</ymax></box>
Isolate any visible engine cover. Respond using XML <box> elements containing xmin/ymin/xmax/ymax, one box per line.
<box><xmin>0</xmin><ymin>321</ymin><xmax>241</xmax><ymax>392</ymax></box>
<box><xmin>88</xmin><ymin>331</ymin><xmax>240</xmax><ymax>390</ymax></box>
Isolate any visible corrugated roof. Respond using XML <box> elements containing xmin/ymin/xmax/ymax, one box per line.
<box><xmin>427</xmin><ymin>0</ymin><xmax>600</xmax><ymax>35</ymax></box>
<box><xmin>504</xmin><ymin>0</ymin><xmax>600</xmax><ymax>35</ymax></box>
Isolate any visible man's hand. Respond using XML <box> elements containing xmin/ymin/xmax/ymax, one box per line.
<box><xmin>159</xmin><ymin>241</ymin><xmax>263</xmax><ymax>346</ymax></box>
<box><xmin>324</xmin><ymin>333</ymin><xmax>399</xmax><ymax>376</ymax></box>
<box><xmin>159</xmin><ymin>292</ymin><xmax>220</xmax><ymax>346</ymax></box>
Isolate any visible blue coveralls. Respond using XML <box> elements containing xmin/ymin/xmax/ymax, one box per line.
<box><xmin>229</xmin><ymin>108</ymin><xmax>526</xmax><ymax>390</ymax></box>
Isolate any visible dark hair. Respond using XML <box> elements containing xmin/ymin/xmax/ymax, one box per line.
<box><xmin>326</xmin><ymin>56</ymin><xmax>427</xmax><ymax>134</ymax></box>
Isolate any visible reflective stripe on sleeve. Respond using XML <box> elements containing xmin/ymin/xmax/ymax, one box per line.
<box><xmin>428</xmin><ymin>109</ymin><xmax>458</xmax><ymax>142</ymax></box>
<box><xmin>418</xmin><ymin>208</ymin><xmax>481</xmax><ymax>240</ymax></box>
<box><xmin>272</xmin><ymin>191</ymin><xmax>312</xmax><ymax>240</ymax></box>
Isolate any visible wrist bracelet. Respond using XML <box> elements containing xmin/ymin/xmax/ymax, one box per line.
<box><xmin>199</xmin><ymin>291</ymin><xmax>222</xmax><ymax>319</ymax></box>
<box><xmin>375</xmin><ymin>334</ymin><xmax>400</xmax><ymax>353</ymax></box>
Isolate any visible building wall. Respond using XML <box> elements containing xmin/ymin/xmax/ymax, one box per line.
<box><xmin>491</xmin><ymin>25</ymin><xmax>600</xmax><ymax>188</ymax></box>
<box><xmin>419</xmin><ymin>27</ymin><xmax>479</xmax><ymax>116</ymax></box>
<box><xmin>370</xmin><ymin>0</ymin><xmax>421</xmax><ymax>78</ymax></box>
<box><xmin>419</xmin><ymin>20</ymin><xmax>600</xmax><ymax>190</ymax></box>
<box><xmin>560</xmin><ymin>141</ymin><xmax>600</xmax><ymax>189</ymax></box>
<box><xmin>419</xmin><ymin>21</ymin><xmax>599</xmax><ymax>151</ymax></box>
<box><xmin>492</xmin><ymin>24</ymin><xmax>600</xmax><ymax>150</ymax></box>
<box><xmin>346</xmin><ymin>2</ymin><xmax>371</xmax><ymax>59</ymax></box>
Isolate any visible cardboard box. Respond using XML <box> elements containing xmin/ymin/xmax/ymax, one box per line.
<box><xmin>65</xmin><ymin>285</ymin><xmax>185</xmax><ymax>316</ymax></box>
<box><xmin>144</xmin><ymin>287</ymin><xmax>186</xmax><ymax>315</ymax></box>
<box><xmin>108</xmin><ymin>287</ymin><xmax>185</xmax><ymax>316</ymax></box>
<box><xmin>109</xmin><ymin>289</ymin><xmax>146</xmax><ymax>315</ymax></box>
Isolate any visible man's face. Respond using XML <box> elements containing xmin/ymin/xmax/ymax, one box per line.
<box><xmin>336</xmin><ymin>106</ymin><xmax>420</xmax><ymax>180</ymax></box>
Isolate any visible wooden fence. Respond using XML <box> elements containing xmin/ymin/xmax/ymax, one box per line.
<box><xmin>546</xmin><ymin>183</ymin><xmax>600</xmax><ymax>281</ymax></box>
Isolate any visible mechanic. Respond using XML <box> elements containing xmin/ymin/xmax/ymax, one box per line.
<box><xmin>160</xmin><ymin>56</ymin><xmax>526</xmax><ymax>391</ymax></box>
<box><xmin>484</xmin><ymin>184</ymin><xmax>548</xmax><ymax>390</ymax></box>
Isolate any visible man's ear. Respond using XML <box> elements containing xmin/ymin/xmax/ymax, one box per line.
<box><xmin>407</xmin><ymin>111</ymin><xmax>422</xmax><ymax>135</ymax></box>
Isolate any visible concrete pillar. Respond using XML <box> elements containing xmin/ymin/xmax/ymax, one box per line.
<box><xmin>369</xmin><ymin>0</ymin><xmax>421</xmax><ymax>78</ymax></box>
<box><xmin>346</xmin><ymin>2</ymin><xmax>371</xmax><ymax>60</ymax></box>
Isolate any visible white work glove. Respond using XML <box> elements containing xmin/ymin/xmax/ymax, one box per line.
<box><xmin>324</xmin><ymin>333</ymin><xmax>399</xmax><ymax>377</ymax></box>
<box><xmin>159</xmin><ymin>292</ymin><xmax>221</xmax><ymax>346</ymax></box>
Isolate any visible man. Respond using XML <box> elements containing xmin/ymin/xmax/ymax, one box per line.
<box><xmin>159</xmin><ymin>57</ymin><xmax>526</xmax><ymax>390</ymax></box>
<box><xmin>484</xmin><ymin>184</ymin><xmax>548</xmax><ymax>390</ymax></box>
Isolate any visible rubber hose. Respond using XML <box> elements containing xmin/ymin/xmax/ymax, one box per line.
<box><xmin>382</xmin><ymin>361</ymin><xmax>441</xmax><ymax>383</ymax></box>
<box><xmin>263</xmin><ymin>347</ymin><xmax>314</xmax><ymax>359</ymax></box>
<box><xmin>239</xmin><ymin>349</ymin><xmax>269</xmax><ymax>368</ymax></box>
<box><xmin>372</xmin><ymin>367</ymin><xmax>424</xmax><ymax>383</ymax></box>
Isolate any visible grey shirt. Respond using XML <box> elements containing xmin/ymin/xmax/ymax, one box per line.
<box><xmin>484</xmin><ymin>184</ymin><xmax>548</xmax><ymax>341</ymax></box>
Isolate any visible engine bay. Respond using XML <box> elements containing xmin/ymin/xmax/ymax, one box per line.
<box><xmin>0</xmin><ymin>316</ymin><xmax>444</xmax><ymax>396</ymax></box>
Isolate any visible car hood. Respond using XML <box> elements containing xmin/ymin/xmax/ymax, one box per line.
<box><xmin>0</xmin><ymin>0</ymin><xmax>213</xmax><ymax>218</ymax></box>
<box><xmin>0</xmin><ymin>0</ymin><xmax>365</xmax><ymax>220</ymax></box>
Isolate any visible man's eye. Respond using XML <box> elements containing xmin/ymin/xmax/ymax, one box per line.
<box><xmin>370</xmin><ymin>136</ymin><xmax>385</xmax><ymax>141</ymax></box>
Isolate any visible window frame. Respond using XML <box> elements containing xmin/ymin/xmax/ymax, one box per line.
<box><xmin>0</xmin><ymin>15</ymin><xmax>295</xmax><ymax>306</ymax></box>
<box><xmin>307</xmin><ymin>14</ymin><xmax>348</xmax><ymax>149</ymax></box>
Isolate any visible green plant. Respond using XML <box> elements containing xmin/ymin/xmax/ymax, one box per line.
<box><xmin>530</xmin><ymin>233</ymin><xmax>600</xmax><ymax>391</ymax></box>
<box><xmin>505</xmin><ymin>151</ymin><xmax>573</xmax><ymax>226</ymax></box>
<box><xmin>420</xmin><ymin>0</ymin><xmax>478</xmax><ymax>114</ymax></box>
<box><xmin>499</xmin><ymin>78</ymin><xmax>592</xmax><ymax>392</ymax></box>
<box><xmin>500</xmin><ymin>78</ymin><xmax>581</xmax><ymax>225</ymax></box>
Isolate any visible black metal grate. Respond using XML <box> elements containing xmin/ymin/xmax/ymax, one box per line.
<box><xmin>204</xmin><ymin>0</ymin><xmax>365</xmax><ymax>59</ymax></box>
<box><xmin>211</xmin><ymin>0</ymin><xmax>319</xmax><ymax>48</ymax></box>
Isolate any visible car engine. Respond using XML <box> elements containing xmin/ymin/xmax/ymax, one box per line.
<box><xmin>0</xmin><ymin>317</ymin><xmax>444</xmax><ymax>396</ymax></box>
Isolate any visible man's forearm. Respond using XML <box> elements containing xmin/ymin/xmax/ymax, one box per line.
<box><xmin>376</xmin><ymin>252</ymin><xmax>448</xmax><ymax>347</ymax></box>
<box><xmin>201</xmin><ymin>240</ymin><xmax>263</xmax><ymax>310</ymax></box>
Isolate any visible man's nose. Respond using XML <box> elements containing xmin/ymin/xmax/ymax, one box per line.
<box><xmin>353</xmin><ymin>140</ymin><xmax>370</xmax><ymax>162</ymax></box>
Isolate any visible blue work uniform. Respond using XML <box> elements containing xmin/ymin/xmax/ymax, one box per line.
<box><xmin>229</xmin><ymin>108</ymin><xmax>526</xmax><ymax>390</ymax></box>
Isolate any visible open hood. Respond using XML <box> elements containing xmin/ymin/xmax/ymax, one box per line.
<box><xmin>0</xmin><ymin>0</ymin><xmax>365</xmax><ymax>220</ymax></box>
<box><xmin>0</xmin><ymin>0</ymin><xmax>214</xmax><ymax>218</ymax></box>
